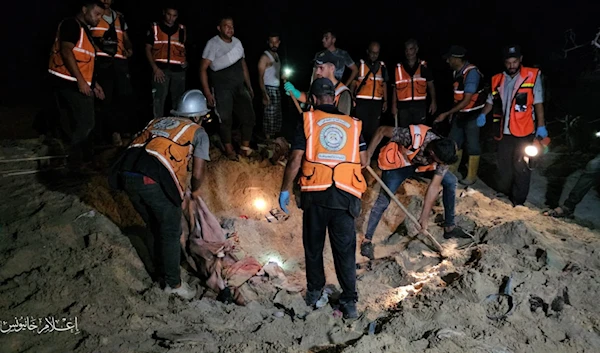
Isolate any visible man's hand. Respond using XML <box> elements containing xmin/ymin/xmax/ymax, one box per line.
<box><xmin>418</xmin><ymin>216</ymin><xmax>429</xmax><ymax>234</ymax></box>
<box><xmin>434</xmin><ymin>112</ymin><xmax>450</xmax><ymax>124</ymax></box>
<box><xmin>262</xmin><ymin>94</ymin><xmax>270</xmax><ymax>106</ymax></box>
<box><xmin>124</xmin><ymin>48</ymin><xmax>133</xmax><ymax>57</ymax></box>
<box><xmin>93</xmin><ymin>84</ymin><xmax>105</xmax><ymax>100</ymax></box>
<box><xmin>476</xmin><ymin>113</ymin><xmax>486</xmax><ymax>127</ymax></box>
<box><xmin>78</xmin><ymin>80</ymin><xmax>92</xmax><ymax>96</ymax></box>
<box><xmin>382</xmin><ymin>101</ymin><xmax>388</xmax><ymax>113</ymax></box>
<box><xmin>429</xmin><ymin>101</ymin><xmax>438</xmax><ymax>115</ymax></box>
<box><xmin>153</xmin><ymin>68</ymin><xmax>166</xmax><ymax>83</ymax></box>
<box><xmin>391</xmin><ymin>103</ymin><xmax>398</xmax><ymax>116</ymax></box>
<box><xmin>284</xmin><ymin>82</ymin><xmax>301</xmax><ymax>99</ymax></box>
<box><xmin>247</xmin><ymin>86</ymin><xmax>254</xmax><ymax>99</ymax></box>
<box><xmin>536</xmin><ymin>126</ymin><xmax>548</xmax><ymax>138</ymax></box>
<box><xmin>279</xmin><ymin>191</ymin><xmax>290</xmax><ymax>214</ymax></box>
<box><xmin>206</xmin><ymin>92</ymin><xmax>216</xmax><ymax>107</ymax></box>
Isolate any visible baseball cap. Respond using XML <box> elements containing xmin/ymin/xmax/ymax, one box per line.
<box><xmin>310</xmin><ymin>77</ymin><xmax>336</xmax><ymax>96</ymax></box>
<box><xmin>443</xmin><ymin>45</ymin><xmax>467</xmax><ymax>59</ymax></box>
<box><xmin>503</xmin><ymin>45</ymin><xmax>522</xmax><ymax>59</ymax></box>
<box><xmin>314</xmin><ymin>50</ymin><xmax>338</xmax><ymax>66</ymax></box>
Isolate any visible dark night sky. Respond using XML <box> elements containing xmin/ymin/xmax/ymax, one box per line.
<box><xmin>2</xmin><ymin>0</ymin><xmax>599</xmax><ymax>110</ymax></box>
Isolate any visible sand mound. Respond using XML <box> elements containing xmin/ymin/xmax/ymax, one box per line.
<box><xmin>1</xmin><ymin>141</ymin><xmax>600</xmax><ymax>353</ymax></box>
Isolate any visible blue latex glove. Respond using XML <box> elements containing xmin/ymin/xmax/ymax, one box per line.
<box><xmin>536</xmin><ymin>126</ymin><xmax>548</xmax><ymax>138</ymax></box>
<box><xmin>284</xmin><ymin>82</ymin><xmax>301</xmax><ymax>99</ymax></box>
<box><xmin>476</xmin><ymin>113</ymin><xmax>486</xmax><ymax>127</ymax></box>
<box><xmin>279</xmin><ymin>191</ymin><xmax>290</xmax><ymax>214</ymax></box>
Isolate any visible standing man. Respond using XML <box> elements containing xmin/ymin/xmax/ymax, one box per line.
<box><xmin>145</xmin><ymin>5</ymin><xmax>187</xmax><ymax>119</ymax></box>
<box><xmin>284</xmin><ymin>50</ymin><xmax>353</xmax><ymax>115</ymax></box>
<box><xmin>311</xmin><ymin>30</ymin><xmax>358</xmax><ymax>87</ymax></box>
<box><xmin>393</xmin><ymin>39</ymin><xmax>437</xmax><ymax>127</ymax></box>
<box><xmin>48</xmin><ymin>0</ymin><xmax>105</xmax><ymax>169</ymax></box>
<box><xmin>258</xmin><ymin>33</ymin><xmax>283</xmax><ymax>140</ymax></box>
<box><xmin>352</xmin><ymin>41</ymin><xmax>388</xmax><ymax>144</ymax></box>
<box><xmin>478</xmin><ymin>45</ymin><xmax>547</xmax><ymax>206</ymax></box>
<box><xmin>279</xmin><ymin>78</ymin><xmax>368</xmax><ymax>319</ymax></box>
<box><xmin>91</xmin><ymin>0</ymin><xmax>134</xmax><ymax>146</ymax></box>
<box><xmin>109</xmin><ymin>90</ymin><xmax>212</xmax><ymax>300</ymax></box>
<box><xmin>200</xmin><ymin>16</ymin><xmax>256</xmax><ymax>161</ymax></box>
<box><xmin>360</xmin><ymin>125</ymin><xmax>465</xmax><ymax>260</ymax></box>
<box><xmin>435</xmin><ymin>45</ymin><xmax>486</xmax><ymax>185</ymax></box>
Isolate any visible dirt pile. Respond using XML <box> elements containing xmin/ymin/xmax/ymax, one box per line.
<box><xmin>1</xmin><ymin>140</ymin><xmax>599</xmax><ymax>353</ymax></box>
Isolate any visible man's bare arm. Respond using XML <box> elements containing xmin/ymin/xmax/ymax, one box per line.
<box><xmin>257</xmin><ymin>54</ymin><xmax>268</xmax><ymax>98</ymax></box>
<box><xmin>123</xmin><ymin>32</ymin><xmax>133</xmax><ymax>56</ymax></box>
<box><xmin>281</xmin><ymin>150</ymin><xmax>304</xmax><ymax>191</ymax></box>
<box><xmin>199</xmin><ymin>58</ymin><xmax>212</xmax><ymax>97</ymax></box>
<box><xmin>145</xmin><ymin>44</ymin><xmax>159</xmax><ymax>71</ymax></box>
<box><xmin>242</xmin><ymin>58</ymin><xmax>253</xmax><ymax>92</ymax></box>
<box><xmin>344</xmin><ymin>63</ymin><xmax>359</xmax><ymax>87</ymax></box>
<box><xmin>419</xmin><ymin>173</ymin><xmax>443</xmax><ymax>226</ymax></box>
<box><xmin>534</xmin><ymin>103</ymin><xmax>545</xmax><ymax>127</ymax></box>
<box><xmin>367</xmin><ymin>126</ymin><xmax>394</xmax><ymax>159</ymax></box>
<box><xmin>191</xmin><ymin>157</ymin><xmax>207</xmax><ymax>195</ymax></box>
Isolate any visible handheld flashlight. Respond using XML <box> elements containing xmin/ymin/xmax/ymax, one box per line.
<box><xmin>283</xmin><ymin>67</ymin><xmax>293</xmax><ymax>80</ymax></box>
<box><xmin>595</xmin><ymin>131</ymin><xmax>600</xmax><ymax>138</ymax></box>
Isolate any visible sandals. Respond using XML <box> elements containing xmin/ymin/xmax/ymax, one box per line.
<box><xmin>544</xmin><ymin>207</ymin><xmax>574</xmax><ymax>219</ymax></box>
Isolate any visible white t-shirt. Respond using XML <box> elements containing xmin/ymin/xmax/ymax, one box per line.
<box><xmin>202</xmin><ymin>35</ymin><xmax>245</xmax><ymax>71</ymax></box>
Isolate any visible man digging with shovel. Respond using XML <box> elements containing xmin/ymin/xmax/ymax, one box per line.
<box><xmin>360</xmin><ymin>123</ymin><xmax>469</xmax><ymax>260</ymax></box>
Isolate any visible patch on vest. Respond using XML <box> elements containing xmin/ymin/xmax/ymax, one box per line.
<box><xmin>319</xmin><ymin>124</ymin><xmax>347</xmax><ymax>152</ymax></box>
<box><xmin>153</xmin><ymin>118</ymin><xmax>181</xmax><ymax>130</ymax></box>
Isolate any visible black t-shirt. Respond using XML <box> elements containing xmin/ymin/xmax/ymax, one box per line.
<box><xmin>292</xmin><ymin>104</ymin><xmax>367</xmax><ymax>214</ymax></box>
<box><xmin>146</xmin><ymin>21</ymin><xmax>186</xmax><ymax>71</ymax></box>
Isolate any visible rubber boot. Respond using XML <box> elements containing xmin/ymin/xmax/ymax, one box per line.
<box><xmin>460</xmin><ymin>155</ymin><xmax>480</xmax><ymax>185</ymax></box>
<box><xmin>449</xmin><ymin>150</ymin><xmax>462</xmax><ymax>174</ymax></box>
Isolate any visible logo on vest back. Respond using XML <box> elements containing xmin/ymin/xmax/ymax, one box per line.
<box><xmin>320</xmin><ymin>124</ymin><xmax>347</xmax><ymax>152</ymax></box>
<box><xmin>153</xmin><ymin>118</ymin><xmax>181</xmax><ymax>130</ymax></box>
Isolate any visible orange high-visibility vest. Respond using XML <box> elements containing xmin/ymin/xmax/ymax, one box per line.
<box><xmin>491</xmin><ymin>67</ymin><xmax>540</xmax><ymax>139</ymax></box>
<box><xmin>378</xmin><ymin>124</ymin><xmax>436</xmax><ymax>173</ymax></box>
<box><xmin>395</xmin><ymin>61</ymin><xmax>427</xmax><ymax>101</ymax></box>
<box><xmin>48</xmin><ymin>19</ymin><xmax>96</xmax><ymax>86</ymax></box>
<box><xmin>453</xmin><ymin>64</ymin><xmax>485</xmax><ymax>112</ymax></box>
<box><xmin>151</xmin><ymin>22</ymin><xmax>186</xmax><ymax>65</ymax></box>
<box><xmin>90</xmin><ymin>13</ymin><xmax>126</xmax><ymax>59</ymax></box>
<box><xmin>355</xmin><ymin>60</ymin><xmax>385</xmax><ymax>100</ymax></box>
<box><xmin>299</xmin><ymin>110</ymin><xmax>367</xmax><ymax>199</ymax></box>
<box><xmin>128</xmin><ymin>117</ymin><xmax>201</xmax><ymax>198</ymax></box>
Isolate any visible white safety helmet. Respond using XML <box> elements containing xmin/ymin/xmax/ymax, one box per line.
<box><xmin>171</xmin><ymin>89</ymin><xmax>211</xmax><ymax>117</ymax></box>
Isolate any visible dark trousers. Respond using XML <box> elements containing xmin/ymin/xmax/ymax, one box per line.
<box><xmin>355</xmin><ymin>99</ymin><xmax>382</xmax><ymax>144</ymax></box>
<box><xmin>564</xmin><ymin>154</ymin><xmax>600</xmax><ymax>210</ymax></box>
<box><xmin>448</xmin><ymin>112</ymin><xmax>481</xmax><ymax>156</ymax></box>
<box><xmin>152</xmin><ymin>69</ymin><xmax>186</xmax><ymax>119</ymax></box>
<box><xmin>55</xmin><ymin>85</ymin><xmax>95</xmax><ymax>163</ymax></box>
<box><xmin>397</xmin><ymin>100</ymin><xmax>426</xmax><ymax>128</ymax></box>
<box><xmin>95</xmin><ymin>57</ymin><xmax>133</xmax><ymax>140</ymax></box>
<box><xmin>302</xmin><ymin>204</ymin><xmax>358</xmax><ymax>303</ymax></box>
<box><xmin>122</xmin><ymin>173</ymin><xmax>183</xmax><ymax>288</ymax></box>
<box><xmin>496</xmin><ymin>134</ymin><xmax>534</xmax><ymax>206</ymax></box>
<box><xmin>215</xmin><ymin>84</ymin><xmax>256</xmax><ymax>144</ymax></box>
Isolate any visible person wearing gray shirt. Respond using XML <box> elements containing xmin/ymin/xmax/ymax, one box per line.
<box><xmin>311</xmin><ymin>30</ymin><xmax>358</xmax><ymax>87</ymax></box>
<box><xmin>477</xmin><ymin>45</ymin><xmax>547</xmax><ymax>206</ymax></box>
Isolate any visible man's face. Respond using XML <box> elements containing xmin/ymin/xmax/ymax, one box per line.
<box><xmin>322</xmin><ymin>33</ymin><xmax>335</xmax><ymax>49</ymax></box>
<box><xmin>367</xmin><ymin>44</ymin><xmax>380</xmax><ymax>62</ymax></box>
<box><xmin>504</xmin><ymin>56</ymin><xmax>522</xmax><ymax>75</ymax></box>
<box><xmin>163</xmin><ymin>9</ymin><xmax>178</xmax><ymax>26</ymax></box>
<box><xmin>446</xmin><ymin>56</ymin><xmax>462</xmax><ymax>70</ymax></box>
<box><xmin>405</xmin><ymin>44</ymin><xmax>418</xmax><ymax>60</ymax></box>
<box><xmin>101</xmin><ymin>0</ymin><xmax>112</xmax><ymax>9</ymax></box>
<box><xmin>218</xmin><ymin>19</ymin><xmax>234</xmax><ymax>39</ymax></box>
<box><xmin>315</xmin><ymin>63</ymin><xmax>335</xmax><ymax>79</ymax></box>
<box><xmin>268</xmin><ymin>36</ymin><xmax>280</xmax><ymax>52</ymax></box>
<box><xmin>83</xmin><ymin>5</ymin><xmax>104</xmax><ymax>27</ymax></box>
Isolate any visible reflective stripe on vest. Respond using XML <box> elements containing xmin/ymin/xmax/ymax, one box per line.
<box><xmin>356</xmin><ymin>60</ymin><xmax>385</xmax><ymax>100</ymax></box>
<box><xmin>395</xmin><ymin>61</ymin><xmax>427</xmax><ymax>101</ymax></box>
<box><xmin>90</xmin><ymin>15</ymin><xmax>126</xmax><ymax>59</ymax></box>
<box><xmin>151</xmin><ymin>23</ymin><xmax>186</xmax><ymax>65</ymax></box>
<box><xmin>48</xmin><ymin>21</ymin><xmax>96</xmax><ymax>86</ymax></box>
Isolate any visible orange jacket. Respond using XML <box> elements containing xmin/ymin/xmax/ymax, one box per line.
<box><xmin>395</xmin><ymin>61</ymin><xmax>427</xmax><ymax>101</ymax></box>
<box><xmin>491</xmin><ymin>67</ymin><xmax>540</xmax><ymax>139</ymax></box>
<box><xmin>355</xmin><ymin>60</ymin><xmax>385</xmax><ymax>100</ymax></box>
<box><xmin>129</xmin><ymin>117</ymin><xmax>201</xmax><ymax>198</ymax></box>
<box><xmin>378</xmin><ymin>124</ymin><xmax>436</xmax><ymax>173</ymax></box>
<box><xmin>453</xmin><ymin>64</ymin><xmax>485</xmax><ymax>112</ymax></box>
<box><xmin>151</xmin><ymin>22</ymin><xmax>186</xmax><ymax>65</ymax></box>
<box><xmin>90</xmin><ymin>13</ymin><xmax>126</xmax><ymax>59</ymax></box>
<box><xmin>299</xmin><ymin>110</ymin><xmax>366</xmax><ymax>199</ymax></box>
<box><xmin>301</xmin><ymin>82</ymin><xmax>355</xmax><ymax>114</ymax></box>
<box><xmin>48</xmin><ymin>20</ymin><xmax>96</xmax><ymax>86</ymax></box>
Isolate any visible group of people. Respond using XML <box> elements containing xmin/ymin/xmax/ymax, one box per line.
<box><xmin>49</xmin><ymin>0</ymin><xmax>597</xmax><ymax>320</ymax></box>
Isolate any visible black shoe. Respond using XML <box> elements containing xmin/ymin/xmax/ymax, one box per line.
<box><xmin>340</xmin><ymin>301</ymin><xmax>358</xmax><ymax>319</ymax></box>
<box><xmin>443</xmin><ymin>227</ymin><xmax>472</xmax><ymax>239</ymax></box>
<box><xmin>305</xmin><ymin>289</ymin><xmax>322</xmax><ymax>307</ymax></box>
<box><xmin>360</xmin><ymin>242</ymin><xmax>375</xmax><ymax>260</ymax></box>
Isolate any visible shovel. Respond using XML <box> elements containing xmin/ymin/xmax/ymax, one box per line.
<box><xmin>483</xmin><ymin>274</ymin><xmax>515</xmax><ymax>320</ymax></box>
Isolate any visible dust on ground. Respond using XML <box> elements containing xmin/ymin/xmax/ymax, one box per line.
<box><xmin>1</xmin><ymin>139</ymin><xmax>599</xmax><ymax>353</ymax></box>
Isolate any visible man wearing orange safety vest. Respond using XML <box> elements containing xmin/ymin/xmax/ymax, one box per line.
<box><xmin>284</xmin><ymin>50</ymin><xmax>354</xmax><ymax>115</ymax></box>
<box><xmin>435</xmin><ymin>45</ymin><xmax>487</xmax><ymax>185</ymax></box>
<box><xmin>91</xmin><ymin>0</ymin><xmax>134</xmax><ymax>147</ymax></box>
<box><xmin>109</xmin><ymin>90</ymin><xmax>212</xmax><ymax>300</ymax></box>
<box><xmin>478</xmin><ymin>45</ymin><xmax>547</xmax><ymax>206</ymax></box>
<box><xmin>145</xmin><ymin>5</ymin><xmax>188</xmax><ymax>119</ymax></box>
<box><xmin>392</xmin><ymin>39</ymin><xmax>437</xmax><ymax>127</ymax></box>
<box><xmin>48</xmin><ymin>0</ymin><xmax>105</xmax><ymax>170</ymax></box>
<box><xmin>359</xmin><ymin>123</ymin><xmax>466</xmax><ymax>260</ymax></box>
<box><xmin>352</xmin><ymin>41</ymin><xmax>389</xmax><ymax>144</ymax></box>
<box><xmin>279</xmin><ymin>78</ymin><xmax>368</xmax><ymax>319</ymax></box>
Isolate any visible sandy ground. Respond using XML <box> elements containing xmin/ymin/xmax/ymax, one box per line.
<box><xmin>0</xmin><ymin>139</ymin><xmax>599</xmax><ymax>353</ymax></box>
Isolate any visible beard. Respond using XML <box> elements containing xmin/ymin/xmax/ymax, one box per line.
<box><xmin>269</xmin><ymin>46</ymin><xmax>278</xmax><ymax>52</ymax></box>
